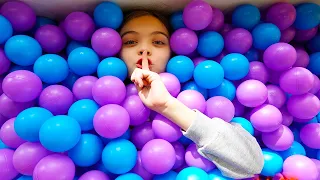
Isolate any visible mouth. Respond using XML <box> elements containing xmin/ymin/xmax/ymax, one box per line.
<box><xmin>136</xmin><ymin>58</ymin><xmax>153</xmax><ymax>69</ymax></box>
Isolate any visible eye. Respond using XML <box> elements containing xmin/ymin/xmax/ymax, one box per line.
<box><xmin>124</xmin><ymin>40</ymin><xmax>137</xmax><ymax>45</ymax></box>
<box><xmin>153</xmin><ymin>40</ymin><xmax>165</xmax><ymax>45</ymax></box>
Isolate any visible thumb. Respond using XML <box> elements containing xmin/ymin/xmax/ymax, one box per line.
<box><xmin>142</xmin><ymin>50</ymin><xmax>150</xmax><ymax>71</ymax></box>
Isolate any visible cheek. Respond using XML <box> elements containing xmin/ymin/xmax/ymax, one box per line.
<box><xmin>120</xmin><ymin>49</ymin><xmax>136</xmax><ymax>76</ymax></box>
<box><xmin>153</xmin><ymin>49</ymin><xmax>171</xmax><ymax>73</ymax></box>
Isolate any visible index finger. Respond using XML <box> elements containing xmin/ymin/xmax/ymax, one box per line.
<box><xmin>142</xmin><ymin>50</ymin><xmax>150</xmax><ymax>71</ymax></box>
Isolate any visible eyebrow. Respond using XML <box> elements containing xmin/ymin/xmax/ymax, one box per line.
<box><xmin>121</xmin><ymin>30</ymin><xmax>169</xmax><ymax>39</ymax></box>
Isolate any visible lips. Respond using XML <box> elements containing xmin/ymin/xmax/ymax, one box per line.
<box><xmin>136</xmin><ymin>58</ymin><xmax>152</xmax><ymax>69</ymax></box>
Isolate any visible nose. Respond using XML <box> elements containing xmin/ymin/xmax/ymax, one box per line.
<box><xmin>137</xmin><ymin>42</ymin><xmax>152</xmax><ymax>56</ymax></box>
<box><xmin>138</xmin><ymin>49</ymin><xmax>151</xmax><ymax>56</ymax></box>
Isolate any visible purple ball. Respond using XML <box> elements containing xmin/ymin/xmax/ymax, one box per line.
<box><xmin>170</xmin><ymin>28</ymin><xmax>198</xmax><ymax>55</ymax></box>
<box><xmin>267</xmin><ymin>68</ymin><xmax>282</xmax><ymax>85</ymax></box>
<box><xmin>0</xmin><ymin>149</ymin><xmax>18</xmax><ymax>179</ymax></box>
<box><xmin>2</xmin><ymin>70</ymin><xmax>42</xmax><ymax>102</ymax></box>
<box><xmin>250</xmin><ymin>104</ymin><xmax>282</xmax><ymax>132</ymax></box>
<box><xmin>280</xmin><ymin>27</ymin><xmax>296</xmax><ymax>43</ymax></box>
<box><xmin>220</xmin><ymin>23</ymin><xmax>233</xmax><ymax>37</ymax></box>
<box><xmin>13</xmin><ymin>142</ymin><xmax>52</xmax><ymax>176</ymax></box>
<box><xmin>172</xmin><ymin>141</ymin><xmax>185</xmax><ymax>170</ymax></box>
<box><xmin>300</xmin><ymin>123</ymin><xmax>320</xmax><ymax>149</ymax></box>
<box><xmin>232</xmin><ymin>98</ymin><xmax>246</xmax><ymax>116</ymax></box>
<box><xmin>244</xmin><ymin>61</ymin><xmax>269</xmax><ymax>84</ymax></box>
<box><xmin>0</xmin><ymin>77</ymin><xmax>3</xmax><ymax>95</ymax></box>
<box><xmin>91</xmin><ymin>28</ymin><xmax>122</xmax><ymax>57</ymax></box>
<box><xmin>236</xmin><ymin>80</ymin><xmax>268</xmax><ymax>107</ymax></box>
<box><xmin>141</xmin><ymin>139</ymin><xmax>176</xmax><ymax>175</ymax></box>
<box><xmin>39</xmin><ymin>85</ymin><xmax>74</xmax><ymax>115</ymax></box>
<box><xmin>294</xmin><ymin>26</ymin><xmax>318</xmax><ymax>42</ymax></box>
<box><xmin>262</xmin><ymin>125</ymin><xmax>294</xmax><ymax>151</ymax></box>
<box><xmin>266</xmin><ymin>3</ymin><xmax>296</xmax><ymax>30</ymax></box>
<box><xmin>159</xmin><ymin>73</ymin><xmax>181</xmax><ymax>97</ymax></box>
<box><xmin>280</xmin><ymin>107</ymin><xmax>293</xmax><ymax>126</ymax></box>
<box><xmin>93</xmin><ymin>104</ymin><xmax>129</xmax><ymax>139</ymax></box>
<box><xmin>293</xmin><ymin>47</ymin><xmax>309</xmax><ymax>68</ymax></box>
<box><xmin>205</xmin><ymin>96</ymin><xmax>235</xmax><ymax>122</ymax></box>
<box><xmin>266</xmin><ymin>85</ymin><xmax>286</xmax><ymax>108</ymax></box>
<box><xmin>64</xmin><ymin>12</ymin><xmax>95</xmax><ymax>41</ymax></box>
<box><xmin>79</xmin><ymin>170</ymin><xmax>110</xmax><ymax>180</ymax></box>
<box><xmin>310</xmin><ymin>75</ymin><xmax>320</xmax><ymax>94</ymax></box>
<box><xmin>183</xmin><ymin>0</ymin><xmax>213</xmax><ymax>30</ymax></box>
<box><xmin>130</xmin><ymin>121</ymin><xmax>155</xmax><ymax>150</ymax></box>
<box><xmin>263</xmin><ymin>43</ymin><xmax>297</xmax><ymax>71</ymax></box>
<box><xmin>73</xmin><ymin>76</ymin><xmax>98</xmax><ymax>100</ymax></box>
<box><xmin>92</xmin><ymin>76</ymin><xmax>126</xmax><ymax>106</ymax></box>
<box><xmin>35</xmin><ymin>25</ymin><xmax>67</xmax><ymax>53</ymax></box>
<box><xmin>0</xmin><ymin>118</ymin><xmax>26</xmax><ymax>148</ymax></box>
<box><xmin>224</xmin><ymin>28</ymin><xmax>252</xmax><ymax>54</ymax></box>
<box><xmin>131</xmin><ymin>152</ymin><xmax>154</xmax><ymax>180</ymax></box>
<box><xmin>176</xmin><ymin>90</ymin><xmax>206</xmax><ymax>113</ymax></box>
<box><xmin>0</xmin><ymin>114</ymin><xmax>6</xmax><ymax>128</ymax></box>
<box><xmin>185</xmin><ymin>143</ymin><xmax>216</xmax><ymax>172</ymax></box>
<box><xmin>33</xmin><ymin>154</ymin><xmax>75</xmax><ymax>180</ymax></box>
<box><xmin>0</xmin><ymin>94</ymin><xmax>35</xmax><ymax>118</ymax></box>
<box><xmin>152</xmin><ymin>114</ymin><xmax>182</xmax><ymax>142</ymax></box>
<box><xmin>126</xmin><ymin>83</ymin><xmax>138</xmax><ymax>97</ymax></box>
<box><xmin>122</xmin><ymin>95</ymin><xmax>150</xmax><ymax>126</ymax></box>
<box><xmin>0</xmin><ymin>49</ymin><xmax>10</xmax><ymax>75</ymax></box>
<box><xmin>0</xmin><ymin>1</ymin><xmax>36</xmax><ymax>32</ymax></box>
<box><xmin>192</xmin><ymin>57</ymin><xmax>206</xmax><ymax>67</ymax></box>
<box><xmin>213</xmin><ymin>49</ymin><xmax>228</xmax><ymax>63</ymax></box>
<box><xmin>282</xmin><ymin>155</ymin><xmax>319</xmax><ymax>180</ymax></box>
<box><xmin>280</xmin><ymin>67</ymin><xmax>314</xmax><ymax>95</ymax></box>
<box><xmin>204</xmin><ymin>7</ymin><xmax>224</xmax><ymax>31</ymax></box>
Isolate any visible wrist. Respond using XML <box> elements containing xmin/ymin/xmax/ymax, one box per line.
<box><xmin>155</xmin><ymin>95</ymin><xmax>177</xmax><ymax>115</ymax></box>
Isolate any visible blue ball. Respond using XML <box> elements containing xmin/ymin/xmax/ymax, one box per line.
<box><xmin>182</xmin><ymin>81</ymin><xmax>208</xmax><ymax>99</ymax></box>
<box><xmin>68</xmin><ymin>99</ymin><xmax>99</xmax><ymax>131</ymax></box>
<box><xmin>0</xmin><ymin>15</ymin><xmax>13</xmax><ymax>44</ymax></box>
<box><xmin>61</xmin><ymin>70</ymin><xmax>80</xmax><ymax>90</ymax></box>
<box><xmin>197</xmin><ymin>31</ymin><xmax>224</xmax><ymax>58</ymax></box>
<box><xmin>208</xmin><ymin>169</ymin><xmax>233</xmax><ymax>180</ymax></box>
<box><xmin>176</xmin><ymin>167</ymin><xmax>208</xmax><ymax>180</ymax></box>
<box><xmin>232</xmin><ymin>4</ymin><xmax>261</xmax><ymax>30</ymax></box>
<box><xmin>94</xmin><ymin>2</ymin><xmax>123</xmax><ymax>29</ymax></box>
<box><xmin>231</xmin><ymin>117</ymin><xmax>254</xmax><ymax>135</ymax></box>
<box><xmin>317</xmin><ymin>113</ymin><xmax>320</xmax><ymax>123</ymax></box>
<box><xmin>154</xmin><ymin>170</ymin><xmax>177</xmax><ymax>180</ymax></box>
<box><xmin>4</xmin><ymin>35</ymin><xmax>42</xmax><ymax>66</ymax></box>
<box><xmin>307</xmin><ymin>35</ymin><xmax>320</xmax><ymax>53</ymax></box>
<box><xmin>279</xmin><ymin>141</ymin><xmax>306</xmax><ymax>160</ymax></box>
<box><xmin>101</xmin><ymin>129</ymin><xmax>131</xmax><ymax>145</ymax></box>
<box><xmin>261</xmin><ymin>148</ymin><xmax>283</xmax><ymax>177</ymax></box>
<box><xmin>170</xmin><ymin>11</ymin><xmax>186</xmax><ymax>30</ymax></box>
<box><xmin>252</xmin><ymin>23</ymin><xmax>281</xmax><ymax>50</ymax></box>
<box><xmin>178</xmin><ymin>135</ymin><xmax>193</xmax><ymax>146</ymax></box>
<box><xmin>0</xmin><ymin>139</ymin><xmax>9</xmax><ymax>149</ymax></box>
<box><xmin>66</xmin><ymin>41</ymin><xmax>89</xmax><ymax>55</ymax></box>
<box><xmin>34</xmin><ymin>54</ymin><xmax>69</xmax><ymax>84</ymax></box>
<box><xmin>294</xmin><ymin>3</ymin><xmax>320</xmax><ymax>30</ymax></box>
<box><xmin>166</xmin><ymin>56</ymin><xmax>194</xmax><ymax>83</ymax></box>
<box><xmin>102</xmin><ymin>139</ymin><xmax>137</xmax><ymax>174</ymax></box>
<box><xmin>209</xmin><ymin>79</ymin><xmax>236</xmax><ymax>101</ymax></box>
<box><xmin>39</xmin><ymin>115</ymin><xmax>81</xmax><ymax>152</ymax></box>
<box><xmin>15</xmin><ymin>107</ymin><xmax>53</xmax><ymax>142</ymax></box>
<box><xmin>307</xmin><ymin>52</ymin><xmax>320</xmax><ymax>75</ymax></box>
<box><xmin>194</xmin><ymin>60</ymin><xmax>224</xmax><ymax>89</ymax></box>
<box><xmin>97</xmin><ymin>57</ymin><xmax>128</xmax><ymax>81</ymax></box>
<box><xmin>68</xmin><ymin>47</ymin><xmax>100</xmax><ymax>76</ymax></box>
<box><xmin>31</xmin><ymin>16</ymin><xmax>56</xmax><ymax>34</ymax></box>
<box><xmin>68</xmin><ymin>133</ymin><xmax>104</xmax><ymax>167</ymax></box>
<box><xmin>220</xmin><ymin>53</ymin><xmax>250</xmax><ymax>81</ymax></box>
<box><xmin>305</xmin><ymin>145</ymin><xmax>318</xmax><ymax>159</ymax></box>
<box><xmin>115</xmin><ymin>173</ymin><xmax>143</xmax><ymax>180</ymax></box>
<box><xmin>244</xmin><ymin>48</ymin><xmax>259</xmax><ymax>62</ymax></box>
<box><xmin>9</xmin><ymin>65</ymin><xmax>33</xmax><ymax>73</ymax></box>
<box><xmin>17</xmin><ymin>176</ymin><xmax>33</xmax><ymax>180</ymax></box>
<box><xmin>290</xmin><ymin>126</ymin><xmax>301</xmax><ymax>143</ymax></box>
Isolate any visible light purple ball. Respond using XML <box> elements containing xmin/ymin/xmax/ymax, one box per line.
<box><xmin>39</xmin><ymin>85</ymin><xmax>74</xmax><ymax>115</ymax></box>
<box><xmin>282</xmin><ymin>155</ymin><xmax>319</xmax><ymax>180</ymax></box>
<box><xmin>93</xmin><ymin>104</ymin><xmax>129</xmax><ymax>139</ymax></box>
<box><xmin>250</xmin><ymin>104</ymin><xmax>282</xmax><ymax>132</ymax></box>
<box><xmin>300</xmin><ymin>123</ymin><xmax>320</xmax><ymax>149</ymax></box>
<box><xmin>232</xmin><ymin>98</ymin><xmax>246</xmax><ymax>116</ymax></box>
<box><xmin>0</xmin><ymin>49</ymin><xmax>10</xmax><ymax>75</ymax></box>
<box><xmin>0</xmin><ymin>149</ymin><xmax>18</xmax><ymax>180</ymax></box>
<box><xmin>280</xmin><ymin>107</ymin><xmax>293</xmax><ymax>127</ymax></box>
<box><xmin>220</xmin><ymin>23</ymin><xmax>233</xmax><ymax>37</ymax></box>
<box><xmin>131</xmin><ymin>152</ymin><xmax>154</xmax><ymax>180</ymax></box>
<box><xmin>263</xmin><ymin>43</ymin><xmax>297</xmax><ymax>71</ymax></box>
<box><xmin>310</xmin><ymin>75</ymin><xmax>320</xmax><ymax>94</ymax></box>
<box><xmin>266</xmin><ymin>85</ymin><xmax>286</xmax><ymax>108</ymax></box>
<box><xmin>92</xmin><ymin>76</ymin><xmax>126</xmax><ymax>106</ymax></box>
<box><xmin>73</xmin><ymin>76</ymin><xmax>98</xmax><ymax>100</ymax></box>
<box><xmin>122</xmin><ymin>95</ymin><xmax>150</xmax><ymax>126</ymax></box>
<box><xmin>159</xmin><ymin>73</ymin><xmax>181</xmax><ymax>97</ymax></box>
<box><xmin>204</xmin><ymin>7</ymin><xmax>224</xmax><ymax>31</ymax></box>
<box><xmin>205</xmin><ymin>96</ymin><xmax>235</xmax><ymax>122</ymax></box>
<box><xmin>33</xmin><ymin>154</ymin><xmax>75</xmax><ymax>180</ymax></box>
<box><xmin>141</xmin><ymin>139</ymin><xmax>176</xmax><ymax>175</ymax></box>
<box><xmin>224</xmin><ymin>28</ymin><xmax>252</xmax><ymax>54</ymax></box>
<box><xmin>185</xmin><ymin>143</ymin><xmax>216</xmax><ymax>172</ymax></box>
<box><xmin>91</xmin><ymin>28</ymin><xmax>122</xmax><ymax>57</ymax></box>
<box><xmin>35</xmin><ymin>25</ymin><xmax>67</xmax><ymax>53</ymax></box>
<box><xmin>293</xmin><ymin>47</ymin><xmax>309</xmax><ymax>68</ymax></box>
<box><xmin>130</xmin><ymin>121</ymin><xmax>155</xmax><ymax>150</ymax></box>
<box><xmin>0</xmin><ymin>1</ymin><xmax>36</xmax><ymax>32</ymax></box>
<box><xmin>172</xmin><ymin>141</ymin><xmax>185</xmax><ymax>170</ymax></box>
<box><xmin>192</xmin><ymin>57</ymin><xmax>206</xmax><ymax>67</ymax></box>
<box><xmin>280</xmin><ymin>27</ymin><xmax>296</xmax><ymax>43</ymax></box>
<box><xmin>152</xmin><ymin>114</ymin><xmax>182</xmax><ymax>142</ymax></box>
<box><xmin>0</xmin><ymin>94</ymin><xmax>35</xmax><ymax>118</ymax></box>
<box><xmin>311</xmin><ymin>159</ymin><xmax>320</xmax><ymax>174</ymax></box>
<box><xmin>126</xmin><ymin>83</ymin><xmax>138</xmax><ymax>97</ymax></box>
<box><xmin>2</xmin><ymin>70</ymin><xmax>42</xmax><ymax>102</ymax></box>
<box><xmin>177</xmin><ymin>90</ymin><xmax>206</xmax><ymax>113</ymax></box>
<box><xmin>244</xmin><ymin>61</ymin><xmax>269</xmax><ymax>84</ymax></box>
<box><xmin>13</xmin><ymin>142</ymin><xmax>52</xmax><ymax>176</ymax></box>
<box><xmin>0</xmin><ymin>118</ymin><xmax>26</xmax><ymax>148</ymax></box>
<box><xmin>236</xmin><ymin>80</ymin><xmax>268</xmax><ymax>107</ymax></box>
<box><xmin>294</xmin><ymin>26</ymin><xmax>318</xmax><ymax>42</ymax></box>
<box><xmin>266</xmin><ymin>3</ymin><xmax>296</xmax><ymax>30</ymax></box>
<box><xmin>170</xmin><ymin>28</ymin><xmax>198</xmax><ymax>55</ymax></box>
<box><xmin>79</xmin><ymin>170</ymin><xmax>110</xmax><ymax>180</ymax></box>
<box><xmin>64</xmin><ymin>12</ymin><xmax>95</xmax><ymax>41</ymax></box>
<box><xmin>262</xmin><ymin>125</ymin><xmax>294</xmax><ymax>151</ymax></box>
<box><xmin>182</xmin><ymin>0</ymin><xmax>213</xmax><ymax>31</ymax></box>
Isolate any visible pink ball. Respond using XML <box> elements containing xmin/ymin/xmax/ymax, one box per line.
<box><xmin>13</xmin><ymin>142</ymin><xmax>52</xmax><ymax>175</ymax></box>
<box><xmin>310</xmin><ymin>75</ymin><xmax>320</xmax><ymax>94</ymax></box>
<box><xmin>185</xmin><ymin>143</ymin><xmax>216</xmax><ymax>172</ymax></box>
<box><xmin>261</xmin><ymin>125</ymin><xmax>294</xmax><ymax>151</ymax></box>
<box><xmin>93</xmin><ymin>104</ymin><xmax>129</xmax><ymax>139</ymax></box>
<box><xmin>91</xmin><ymin>28</ymin><xmax>122</xmax><ymax>57</ymax></box>
<box><xmin>159</xmin><ymin>73</ymin><xmax>181</xmax><ymax>97</ymax></box>
<box><xmin>0</xmin><ymin>93</ymin><xmax>35</xmax><ymax>118</ymax></box>
<box><xmin>280</xmin><ymin>107</ymin><xmax>293</xmax><ymax>127</ymax></box>
<box><xmin>0</xmin><ymin>118</ymin><xmax>26</xmax><ymax>148</ymax></box>
<box><xmin>177</xmin><ymin>90</ymin><xmax>206</xmax><ymax>113</ymax></box>
<box><xmin>130</xmin><ymin>121</ymin><xmax>155</xmax><ymax>150</ymax></box>
<box><xmin>236</xmin><ymin>80</ymin><xmax>268</xmax><ymax>107</ymax></box>
<box><xmin>183</xmin><ymin>0</ymin><xmax>213</xmax><ymax>31</ymax></box>
<box><xmin>266</xmin><ymin>85</ymin><xmax>286</xmax><ymax>108</ymax></box>
<box><xmin>205</xmin><ymin>96</ymin><xmax>235</xmax><ymax>122</ymax></box>
<box><xmin>0</xmin><ymin>49</ymin><xmax>10</xmax><ymax>75</ymax></box>
<box><xmin>293</xmin><ymin>47</ymin><xmax>309</xmax><ymax>68</ymax></box>
<box><xmin>172</xmin><ymin>141</ymin><xmax>185</xmax><ymax>170</ymax></box>
<box><xmin>245</xmin><ymin>61</ymin><xmax>269</xmax><ymax>84</ymax></box>
<box><xmin>126</xmin><ymin>83</ymin><xmax>138</xmax><ymax>97</ymax></box>
<box><xmin>72</xmin><ymin>76</ymin><xmax>98</xmax><ymax>100</ymax></box>
<box><xmin>282</xmin><ymin>155</ymin><xmax>319</xmax><ymax>180</ymax></box>
<box><xmin>79</xmin><ymin>170</ymin><xmax>110</xmax><ymax>180</ymax></box>
<box><xmin>280</xmin><ymin>27</ymin><xmax>296</xmax><ymax>43</ymax></box>
<box><xmin>170</xmin><ymin>28</ymin><xmax>198</xmax><ymax>55</ymax></box>
<box><xmin>64</xmin><ymin>12</ymin><xmax>95</xmax><ymax>41</ymax></box>
<box><xmin>131</xmin><ymin>152</ymin><xmax>154</xmax><ymax>180</ymax></box>
<box><xmin>224</xmin><ymin>28</ymin><xmax>252</xmax><ymax>54</ymax></box>
<box><xmin>122</xmin><ymin>95</ymin><xmax>150</xmax><ymax>126</ymax></box>
<box><xmin>0</xmin><ymin>149</ymin><xmax>18</xmax><ymax>180</ymax></box>
<box><xmin>300</xmin><ymin>123</ymin><xmax>320</xmax><ymax>149</ymax></box>
<box><xmin>152</xmin><ymin>114</ymin><xmax>182</xmax><ymax>142</ymax></box>
<box><xmin>204</xmin><ymin>7</ymin><xmax>224</xmax><ymax>32</ymax></box>
<box><xmin>250</xmin><ymin>104</ymin><xmax>282</xmax><ymax>132</ymax></box>
<box><xmin>287</xmin><ymin>93</ymin><xmax>320</xmax><ymax>120</ymax></box>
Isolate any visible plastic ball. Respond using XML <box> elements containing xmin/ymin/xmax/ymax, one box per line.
<box><xmin>282</xmin><ymin>155</ymin><xmax>319</xmax><ymax>180</ymax></box>
<box><xmin>279</xmin><ymin>141</ymin><xmax>306</xmax><ymax>160</ymax></box>
<box><xmin>224</xmin><ymin>28</ymin><xmax>252</xmax><ymax>54</ymax></box>
<box><xmin>159</xmin><ymin>73</ymin><xmax>181</xmax><ymax>97</ymax></box>
<box><xmin>205</xmin><ymin>7</ymin><xmax>224</xmax><ymax>32</ymax></box>
<box><xmin>33</xmin><ymin>154</ymin><xmax>75</xmax><ymax>180</ymax></box>
<box><xmin>260</xmin><ymin>149</ymin><xmax>283</xmax><ymax>177</ymax></box>
<box><xmin>0</xmin><ymin>15</ymin><xmax>13</xmax><ymax>44</ymax></box>
<box><xmin>310</xmin><ymin>75</ymin><xmax>320</xmax><ymax>94</ymax></box>
<box><xmin>66</xmin><ymin>41</ymin><xmax>89</xmax><ymax>55</ymax></box>
<box><xmin>293</xmin><ymin>47</ymin><xmax>309</xmax><ymax>68</ymax></box>
<box><xmin>307</xmin><ymin>34</ymin><xmax>320</xmax><ymax>53</ymax></box>
<box><xmin>92</xmin><ymin>76</ymin><xmax>126</xmax><ymax>106</ymax></box>
<box><xmin>287</xmin><ymin>93</ymin><xmax>320</xmax><ymax>120</ymax></box>
<box><xmin>17</xmin><ymin>176</ymin><xmax>33</xmax><ymax>180</ymax></box>
<box><xmin>262</xmin><ymin>125</ymin><xmax>294</xmax><ymax>151</ymax></box>
<box><xmin>91</xmin><ymin>28</ymin><xmax>122</xmax><ymax>57</ymax></box>
<box><xmin>122</xmin><ymin>95</ymin><xmax>150</xmax><ymax>126</ymax></box>
<box><xmin>197</xmin><ymin>31</ymin><xmax>224</xmax><ymax>58</ymax></box>
<box><xmin>182</xmin><ymin>81</ymin><xmax>208</xmax><ymax>100</ymax></box>
<box><xmin>244</xmin><ymin>48</ymin><xmax>259</xmax><ymax>62</ymax></box>
<box><xmin>32</xmin><ymin>16</ymin><xmax>57</xmax><ymax>33</ymax></box>
<box><xmin>294</xmin><ymin>3</ymin><xmax>320</xmax><ymax>30</ymax></box>
<box><xmin>266</xmin><ymin>85</ymin><xmax>286</xmax><ymax>108</ymax></box>
<box><xmin>182</xmin><ymin>0</ymin><xmax>213</xmax><ymax>30</ymax></box>
<box><xmin>252</xmin><ymin>23</ymin><xmax>281</xmax><ymax>50</ymax></box>
<box><xmin>61</xmin><ymin>70</ymin><xmax>80</xmax><ymax>90</ymax></box>
<box><xmin>64</xmin><ymin>12</ymin><xmax>95</xmax><ymax>41</ymax></box>
<box><xmin>294</xmin><ymin>26</ymin><xmax>318</xmax><ymax>42</ymax></box>
<box><xmin>206</xmin><ymin>96</ymin><xmax>235</xmax><ymax>122</ymax></box>
<box><xmin>0</xmin><ymin>94</ymin><xmax>35</xmax><ymax>119</ymax></box>
<box><xmin>0</xmin><ymin>118</ymin><xmax>26</xmax><ymax>148</ymax></box>
<box><xmin>126</xmin><ymin>83</ymin><xmax>138</xmax><ymax>97</ymax></box>
<box><xmin>130</xmin><ymin>121</ymin><xmax>155</xmax><ymax>150</ymax></box>
<box><xmin>176</xmin><ymin>167</ymin><xmax>208</xmax><ymax>180</ymax></box>
<box><xmin>232</xmin><ymin>4</ymin><xmax>260</xmax><ymax>30</ymax></box>
<box><xmin>308</xmin><ymin>52</ymin><xmax>320</xmax><ymax>75</ymax></box>
<box><xmin>154</xmin><ymin>171</ymin><xmax>177</xmax><ymax>180</ymax></box>
<box><xmin>152</xmin><ymin>114</ymin><xmax>182</xmax><ymax>142</ymax></box>
<box><xmin>170</xmin><ymin>28</ymin><xmax>198</xmax><ymax>55</ymax></box>
<box><xmin>4</xmin><ymin>35</ymin><xmax>42</xmax><ymax>66</ymax></box>
<box><xmin>171</xmin><ymin>141</ymin><xmax>185</xmax><ymax>170</ymax></box>
<box><xmin>0</xmin><ymin>49</ymin><xmax>10</xmax><ymax>75</ymax></box>
<box><xmin>101</xmin><ymin>128</ymin><xmax>131</xmax><ymax>145</ymax></box>
<box><xmin>300</xmin><ymin>123</ymin><xmax>320</xmax><ymax>149</ymax></box>
<box><xmin>116</xmin><ymin>173</ymin><xmax>143</xmax><ymax>180</ymax></box>
<box><xmin>231</xmin><ymin>117</ymin><xmax>254</xmax><ymax>135</ymax></box>
<box><xmin>280</xmin><ymin>27</ymin><xmax>296</xmax><ymax>43</ymax></box>
<box><xmin>280</xmin><ymin>107</ymin><xmax>293</xmax><ymax>126</ymax></box>
<box><xmin>8</xmin><ymin>64</ymin><xmax>33</xmax><ymax>73</ymax></box>
<box><xmin>207</xmin><ymin>169</ymin><xmax>233</xmax><ymax>180</ymax></box>
<box><xmin>220</xmin><ymin>23</ymin><xmax>233</xmax><ymax>37</ymax></box>
<box><xmin>220</xmin><ymin>53</ymin><xmax>250</xmax><ymax>80</ymax></box>
<box><xmin>192</xmin><ymin>57</ymin><xmax>206</xmax><ymax>66</ymax></box>
<box><xmin>97</xmin><ymin>57</ymin><xmax>127</xmax><ymax>81</ymax></box>
<box><xmin>0</xmin><ymin>149</ymin><xmax>18</xmax><ymax>179</ymax></box>
<box><xmin>67</xmin><ymin>47</ymin><xmax>99</xmax><ymax>76</ymax></box>
<box><xmin>250</xmin><ymin>104</ymin><xmax>282</xmax><ymax>132</ymax></box>
<box><xmin>93</xmin><ymin>1</ymin><xmax>123</xmax><ymax>29</ymax></box>
<box><xmin>245</xmin><ymin>61</ymin><xmax>269</xmax><ymax>84</ymax></box>
<box><xmin>193</xmin><ymin>60</ymin><xmax>224</xmax><ymax>89</ymax></box>
<box><xmin>185</xmin><ymin>143</ymin><xmax>216</xmax><ymax>172</ymax></box>
<box><xmin>166</xmin><ymin>56</ymin><xmax>194</xmax><ymax>83</ymax></box>
<box><xmin>266</xmin><ymin>3</ymin><xmax>296</xmax><ymax>30</ymax></box>
<box><xmin>236</xmin><ymin>80</ymin><xmax>268</xmax><ymax>107</ymax></box>
<box><xmin>79</xmin><ymin>170</ymin><xmax>110</xmax><ymax>180</ymax></box>
<box><xmin>177</xmin><ymin>90</ymin><xmax>206</xmax><ymax>113</ymax></box>
<box><xmin>73</xmin><ymin>76</ymin><xmax>98</xmax><ymax>100</ymax></box>
<box><xmin>35</xmin><ymin>25</ymin><xmax>67</xmax><ymax>53</ymax></box>
<box><xmin>170</xmin><ymin>11</ymin><xmax>186</xmax><ymax>30</ymax></box>
<box><xmin>131</xmin><ymin>151</ymin><xmax>154</xmax><ymax>180</ymax></box>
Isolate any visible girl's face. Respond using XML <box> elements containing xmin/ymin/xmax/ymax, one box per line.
<box><xmin>120</xmin><ymin>15</ymin><xmax>171</xmax><ymax>76</ymax></box>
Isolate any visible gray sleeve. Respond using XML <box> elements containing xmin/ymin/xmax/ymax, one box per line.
<box><xmin>183</xmin><ymin>110</ymin><xmax>264</xmax><ymax>179</ymax></box>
